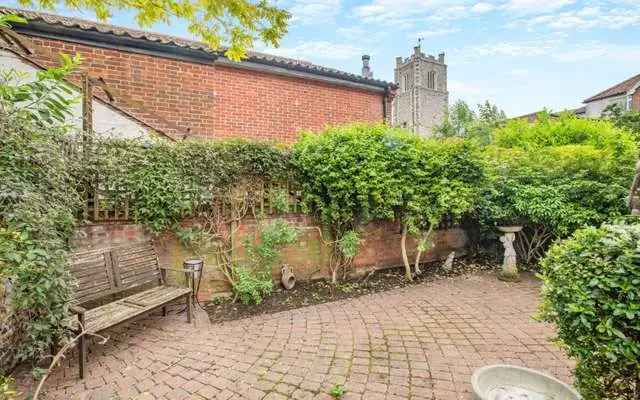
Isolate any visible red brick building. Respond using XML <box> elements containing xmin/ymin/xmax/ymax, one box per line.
<box><xmin>1</xmin><ymin>8</ymin><xmax>393</xmax><ymax>142</ymax></box>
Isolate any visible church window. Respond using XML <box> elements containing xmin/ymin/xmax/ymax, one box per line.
<box><xmin>427</xmin><ymin>71</ymin><xmax>436</xmax><ymax>89</ymax></box>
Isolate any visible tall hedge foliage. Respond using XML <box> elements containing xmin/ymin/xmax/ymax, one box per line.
<box><xmin>481</xmin><ymin>114</ymin><xmax>637</xmax><ymax>263</ymax></box>
<box><xmin>539</xmin><ymin>222</ymin><xmax>640</xmax><ymax>399</ymax></box>
<box><xmin>0</xmin><ymin>55</ymin><xmax>82</xmax><ymax>373</ymax></box>
<box><xmin>0</xmin><ymin>111</ymin><xmax>80</xmax><ymax>372</ymax></box>
<box><xmin>293</xmin><ymin>123</ymin><xmax>484</xmax><ymax>280</ymax></box>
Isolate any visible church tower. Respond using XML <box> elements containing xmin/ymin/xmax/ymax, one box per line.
<box><xmin>392</xmin><ymin>45</ymin><xmax>448</xmax><ymax>136</ymax></box>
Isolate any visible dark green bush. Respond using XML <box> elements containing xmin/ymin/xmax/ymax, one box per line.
<box><xmin>539</xmin><ymin>222</ymin><xmax>640</xmax><ymax>399</ymax></box>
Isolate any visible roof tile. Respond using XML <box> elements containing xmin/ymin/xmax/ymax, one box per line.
<box><xmin>0</xmin><ymin>7</ymin><xmax>390</xmax><ymax>88</ymax></box>
<box><xmin>584</xmin><ymin>73</ymin><xmax>640</xmax><ymax>103</ymax></box>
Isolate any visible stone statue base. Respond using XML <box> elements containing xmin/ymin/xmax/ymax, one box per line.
<box><xmin>497</xmin><ymin>226</ymin><xmax>522</xmax><ymax>282</ymax></box>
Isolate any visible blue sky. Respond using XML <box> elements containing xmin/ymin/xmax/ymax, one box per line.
<box><xmin>7</xmin><ymin>0</ymin><xmax>640</xmax><ymax>116</ymax></box>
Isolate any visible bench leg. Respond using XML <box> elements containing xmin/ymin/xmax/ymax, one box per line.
<box><xmin>186</xmin><ymin>294</ymin><xmax>192</xmax><ymax>324</ymax></box>
<box><xmin>162</xmin><ymin>305</ymin><xmax>167</xmax><ymax>317</ymax></box>
<box><xmin>79</xmin><ymin>333</ymin><xmax>87</xmax><ymax>379</ymax></box>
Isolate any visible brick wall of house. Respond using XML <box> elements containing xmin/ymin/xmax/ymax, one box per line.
<box><xmin>633</xmin><ymin>87</ymin><xmax>640</xmax><ymax>112</ymax></box>
<box><xmin>26</xmin><ymin>36</ymin><xmax>385</xmax><ymax>142</ymax></box>
<box><xmin>72</xmin><ymin>216</ymin><xmax>468</xmax><ymax>300</ymax></box>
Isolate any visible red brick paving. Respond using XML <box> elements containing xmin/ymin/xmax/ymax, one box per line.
<box><xmin>16</xmin><ymin>272</ymin><xmax>574</xmax><ymax>399</ymax></box>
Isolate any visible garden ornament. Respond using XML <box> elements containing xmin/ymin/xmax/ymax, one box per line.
<box><xmin>471</xmin><ymin>364</ymin><xmax>580</xmax><ymax>400</ymax></box>
<box><xmin>183</xmin><ymin>259</ymin><xmax>205</xmax><ymax>310</ymax></box>
<box><xmin>442</xmin><ymin>251</ymin><xmax>455</xmax><ymax>272</ymax></box>
<box><xmin>497</xmin><ymin>226</ymin><xmax>522</xmax><ymax>282</ymax></box>
<box><xmin>281</xmin><ymin>264</ymin><xmax>296</xmax><ymax>290</ymax></box>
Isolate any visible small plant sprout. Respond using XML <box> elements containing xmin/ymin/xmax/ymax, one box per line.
<box><xmin>330</xmin><ymin>384</ymin><xmax>346</xmax><ymax>398</ymax></box>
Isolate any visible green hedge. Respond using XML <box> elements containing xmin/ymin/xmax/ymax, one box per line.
<box><xmin>539</xmin><ymin>222</ymin><xmax>640</xmax><ymax>399</ymax></box>
<box><xmin>480</xmin><ymin>114</ymin><xmax>637</xmax><ymax>263</ymax></box>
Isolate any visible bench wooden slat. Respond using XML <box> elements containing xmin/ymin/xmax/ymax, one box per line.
<box><xmin>67</xmin><ymin>286</ymin><xmax>191</xmax><ymax>333</ymax></box>
<box><xmin>68</xmin><ymin>240</ymin><xmax>192</xmax><ymax>379</ymax></box>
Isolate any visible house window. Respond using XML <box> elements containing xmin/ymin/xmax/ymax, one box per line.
<box><xmin>403</xmin><ymin>74</ymin><xmax>409</xmax><ymax>92</ymax></box>
<box><xmin>627</xmin><ymin>95</ymin><xmax>633</xmax><ymax>111</ymax></box>
<box><xmin>427</xmin><ymin>71</ymin><xmax>436</xmax><ymax>89</ymax></box>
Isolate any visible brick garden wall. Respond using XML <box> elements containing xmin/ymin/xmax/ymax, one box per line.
<box><xmin>72</xmin><ymin>216</ymin><xmax>468</xmax><ymax>300</ymax></box>
<box><xmin>25</xmin><ymin>36</ymin><xmax>385</xmax><ymax>142</ymax></box>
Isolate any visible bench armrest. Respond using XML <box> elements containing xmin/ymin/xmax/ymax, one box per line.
<box><xmin>158</xmin><ymin>266</ymin><xmax>196</xmax><ymax>274</ymax></box>
<box><xmin>70</xmin><ymin>305</ymin><xmax>86</xmax><ymax>315</ymax></box>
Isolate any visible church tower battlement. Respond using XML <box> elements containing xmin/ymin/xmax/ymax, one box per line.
<box><xmin>392</xmin><ymin>45</ymin><xmax>448</xmax><ymax>136</ymax></box>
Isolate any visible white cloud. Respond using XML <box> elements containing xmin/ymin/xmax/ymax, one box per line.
<box><xmin>286</xmin><ymin>0</ymin><xmax>342</xmax><ymax>25</ymax></box>
<box><xmin>451</xmin><ymin>36</ymin><xmax>640</xmax><ymax>65</ymax></box>
<box><xmin>471</xmin><ymin>2</ymin><xmax>496</xmax><ymax>13</ymax></box>
<box><xmin>261</xmin><ymin>41</ymin><xmax>363</xmax><ymax>61</ymax></box>
<box><xmin>415</xmin><ymin>28</ymin><xmax>460</xmax><ymax>38</ymax></box>
<box><xmin>352</xmin><ymin>0</ymin><xmax>469</xmax><ymax>25</ymax></box>
<box><xmin>552</xmin><ymin>42</ymin><xmax>640</xmax><ymax>63</ymax></box>
<box><xmin>511</xmin><ymin>5</ymin><xmax>640</xmax><ymax>30</ymax></box>
<box><xmin>454</xmin><ymin>39</ymin><xmax>558</xmax><ymax>60</ymax></box>
<box><xmin>502</xmin><ymin>0</ymin><xmax>575</xmax><ymax>15</ymax></box>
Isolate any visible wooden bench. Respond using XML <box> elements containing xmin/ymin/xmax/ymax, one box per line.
<box><xmin>68</xmin><ymin>241</ymin><xmax>193</xmax><ymax>379</ymax></box>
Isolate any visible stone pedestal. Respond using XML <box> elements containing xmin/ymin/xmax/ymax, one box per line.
<box><xmin>497</xmin><ymin>226</ymin><xmax>522</xmax><ymax>282</ymax></box>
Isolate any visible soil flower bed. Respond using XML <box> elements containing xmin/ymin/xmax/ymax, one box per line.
<box><xmin>205</xmin><ymin>256</ymin><xmax>496</xmax><ymax>323</ymax></box>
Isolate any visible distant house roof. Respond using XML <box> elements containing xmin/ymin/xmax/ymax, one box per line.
<box><xmin>0</xmin><ymin>7</ymin><xmax>391</xmax><ymax>91</ymax></box>
<box><xmin>584</xmin><ymin>73</ymin><xmax>640</xmax><ymax>103</ymax></box>
<box><xmin>513</xmin><ymin>106</ymin><xmax>586</xmax><ymax>122</ymax></box>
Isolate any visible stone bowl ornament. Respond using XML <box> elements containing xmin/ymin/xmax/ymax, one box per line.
<box><xmin>471</xmin><ymin>365</ymin><xmax>580</xmax><ymax>400</ymax></box>
<box><xmin>497</xmin><ymin>225</ymin><xmax>523</xmax><ymax>282</ymax></box>
<box><xmin>281</xmin><ymin>264</ymin><xmax>296</xmax><ymax>290</ymax></box>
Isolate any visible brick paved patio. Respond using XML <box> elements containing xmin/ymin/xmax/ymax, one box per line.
<box><xmin>18</xmin><ymin>272</ymin><xmax>574</xmax><ymax>399</ymax></box>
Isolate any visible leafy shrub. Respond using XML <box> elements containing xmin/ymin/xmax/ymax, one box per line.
<box><xmin>231</xmin><ymin>266</ymin><xmax>274</xmax><ymax>305</ymax></box>
<box><xmin>481</xmin><ymin>114</ymin><xmax>637</xmax><ymax>263</ymax></box>
<box><xmin>337</xmin><ymin>230</ymin><xmax>360</xmax><ymax>259</ymax></box>
<box><xmin>293</xmin><ymin>124</ymin><xmax>402</xmax><ymax>234</ymax></box>
<box><xmin>0</xmin><ymin>103</ymin><xmax>80</xmax><ymax>372</ymax></box>
<box><xmin>0</xmin><ymin>52</ymin><xmax>80</xmax><ymax>126</ymax></box>
<box><xmin>233</xmin><ymin>219</ymin><xmax>298</xmax><ymax>304</ymax></box>
<box><xmin>435</xmin><ymin>100</ymin><xmax>506</xmax><ymax>145</ymax></box>
<box><xmin>293</xmin><ymin>123</ymin><xmax>484</xmax><ymax>280</ymax></box>
<box><xmin>538</xmin><ymin>222</ymin><xmax>640</xmax><ymax>399</ymax></box>
<box><xmin>603</xmin><ymin>103</ymin><xmax>640</xmax><ymax>144</ymax></box>
<box><xmin>0</xmin><ymin>375</ymin><xmax>17</xmax><ymax>399</ymax></box>
<box><xmin>293</xmin><ymin>124</ymin><xmax>405</xmax><ymax>281</ymax></box>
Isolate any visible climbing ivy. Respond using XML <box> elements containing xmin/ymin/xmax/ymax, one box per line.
<box><xmin>87</xmin><ymin>137</ymin><xmax>293</xmax><ymax>232</ymax></box>
<box><xmin>0</xmin><ymin>76</ymin><xmax>82</xmax><ymax>372</ymax></box>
